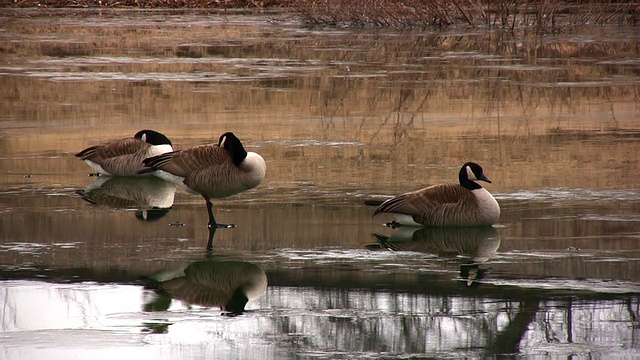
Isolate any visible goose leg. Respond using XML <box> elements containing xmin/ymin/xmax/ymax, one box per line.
<box><xmin>205</xmin><ymin>198</ymin><xmax>236</xmax><ymax>229</ymax></box>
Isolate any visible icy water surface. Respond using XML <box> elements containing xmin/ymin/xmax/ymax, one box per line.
<box><xmin>1</xmin><ymin>8</ymin><xmax>640</xmax><ymax>359</ymax></box>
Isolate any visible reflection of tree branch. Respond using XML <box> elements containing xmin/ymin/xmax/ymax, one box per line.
<box><xmin>626</xmin><ymin>297</ymin><xmax>639</xmax><ymax>327</ymax></box>
<box><xmin>368</xmin><ymin>88</ymin><xmax>431</xmax><ymax>145</ymax></box>
<box><xmin>610</xmin><ymin>103</ymin><xmax>619</xmax><ymax>130</ymax></box>
<box><xmin>368</xmin><ymin>89</ymin><xmax>411</xmax><ymax>144</ymax></box>
<box><xmin>566</xmin><ymin>298</ymin><xmax>573</xmax><ymax>344</ymax></box>
<box><xmin>485</xmin><ymin>299</ymin><xmax>540</xmax><ymax>357</ymax></box>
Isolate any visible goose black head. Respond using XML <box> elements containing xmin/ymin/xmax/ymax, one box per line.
<box><xmin>135</xmin><ymin>130</ymin><xmax>173</xmax><ymax>146</ymax></box>
<box><xmin>218</xmin><ymin>132</ymin><xmax>248</xmax><ymax>166</ymax></box>
<box><xmin>459</xmin><ymin>162</ymin><xmax>492</xmax><ymax>190</ymax></box>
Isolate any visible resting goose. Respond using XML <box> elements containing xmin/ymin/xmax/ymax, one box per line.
<box><xmin>139</xmin><ymin>132</ymin><xmax>266</xmax><ymax>238</ymax></box>
<box><xmin>372</xmin><ymin>162</ymin><xmax>500</xmax><ymax>227</ymax></box>
<box><xmin>75</xmin><ymin>129</ymin><xmax>173</xmax><ymax>176</ymax></box>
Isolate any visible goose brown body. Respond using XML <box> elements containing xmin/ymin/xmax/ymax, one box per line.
<box><xmin>373</xmin><ymin>162</ymin><xmax>500</xmax><ymax>227</ymax></box>
<box><xmin>139</xmin><ymin>132</ymin><xmax>266</xmax><ymax>239</ymax></box>
<box><xmin>140</xmin><ymin>133</ymin><xmax>266</xmax><ymax>200</ymax></box>
<box><xmin>75</xmin><ymin>130</ymin><xmax>173</xmax><ymax>176</ymax></box>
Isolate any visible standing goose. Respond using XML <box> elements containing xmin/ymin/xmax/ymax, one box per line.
<box><xmin>75</xmin><ymin>129</ymin><xmax>173</xmax><ymax>176</ymax></box>
<box><xmin>372</xmin><ymin>162</ymin><xmax>500</xmax><ymax>227</ymax></box>
<box><xmin>139</xmin><ymin>132</ymin><xmax>266</xmax><ymax>237</ymax></box>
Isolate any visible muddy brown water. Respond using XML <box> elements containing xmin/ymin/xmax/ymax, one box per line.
<box><xmin>1</xmin><ymin>9</ymin><xmax>639</xmax><ymax>359</ymax></box>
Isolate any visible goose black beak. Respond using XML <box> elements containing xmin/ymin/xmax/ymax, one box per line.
<box><xmin>478</xmin><ymin>174</ymin><xmax>492</xmax><ymax>183</ymax></box>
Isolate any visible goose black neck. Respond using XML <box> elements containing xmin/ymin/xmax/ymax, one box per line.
<box><xmin>459</xmin><ymin>168</ymin><xmax>483</xmax><ymax>190</ymax></box>
<box><xmin>230</xmin><ymin>145</ymin><xmax>247</xmax><ymax>166</ymax></box>
<box><xmin>220</xmin><ymin>133</ymin><xmax>248</xmax><ymax>166</ymax></box>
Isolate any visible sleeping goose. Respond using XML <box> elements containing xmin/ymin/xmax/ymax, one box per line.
<box><xmin>75</xmin><ymin>129</ymin><xmax>173</xmax><ymax>176</ymax></box>
<box><xmin>372</xmin><ymin>162</ymin><xmax>500</xmax><ymax>227</ymax></box>
<box><xmin>139</xmin><ymin>132</ymin><xmax>266</xmax><ymax>237</ymax></box>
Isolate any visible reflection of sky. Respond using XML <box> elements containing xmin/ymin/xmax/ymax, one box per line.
<box><xmin>0</xmin><ymin>281</ymin><xmax>142</xmax><ymax>332</ymax></box>
<box><xmin>1</xmin><ymin>281</ymin><xmax>637</xmax><ymax>359</ymax></box>
<box><xmin>0</xmin><ymin>280</ymin><xmax>271</xmax><ymax>360</ymax></box>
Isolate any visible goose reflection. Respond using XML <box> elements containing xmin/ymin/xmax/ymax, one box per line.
<box><xmin>144</xmin><ymin>258</ymin><xmax>268</xmax><ymax>316</ymax></box>
<box><xmin>76</xmin><ymin>175</ymin><xmax>177</xmax><ymax>221</ymax></box>
<box><xmin>368</xmin><ymin>226</ymin><xmax>500</xmax><ymax>286</ymax></box>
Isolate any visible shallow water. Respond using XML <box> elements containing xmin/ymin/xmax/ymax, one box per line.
<box><xmin>1</xmin><ymin>8</ymin><xmax>640</xmax><ymax>359</ymax></box>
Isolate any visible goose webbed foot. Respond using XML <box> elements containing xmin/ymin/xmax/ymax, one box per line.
<box><xmin>205</xmin><ymin>199</ymin><xmax>236</xmax><ymax>229</ymax></box>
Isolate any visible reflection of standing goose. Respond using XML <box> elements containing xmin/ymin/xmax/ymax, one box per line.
<box><xmin>139</xmin><ymin>132</ymin><xmax>266</xmax><ymax>231</ymax></box>
<box><xmin>372</xmin><ymin>162</ymin><xmax>500</xmax><ymax>227</ymax></box>
<box><xmin>369</xmin><ymin>226</ymin><xmax>500</xmax><ymax>286</ymax></box>
<box><xmin>75</xmin><ymin>130</ymin><xmax>173</xmax><ymax>176</ymax></box>
<box><xmin>76</xmin><ymin>175</ymin><xmax>177</xmax><ymax>221</ymax></box>
<box><xmin>145</xmin><ymin>260</ymin><xmax>268</xmax><ymax>315</ymax></box>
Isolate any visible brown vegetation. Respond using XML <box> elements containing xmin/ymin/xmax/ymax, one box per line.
<box><xmin>289</xmin><ymin>0</ymin><xmax>640</xmax><ymax>31</ymax></box>
<box><xmin>1</xmin><ymin>1</ymin><xmax>639</xmax><ymax>32</ymax></box>
<box><xmin>1</xmin><ymin>0</ymin><xmax>281</xmax><ymax>8</ymax></box>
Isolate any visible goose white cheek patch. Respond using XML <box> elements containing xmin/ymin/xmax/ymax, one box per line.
<box><xmin>466</xmin><ymin>165</ymin><xmax>477</xmax><ymax>181</ymax></box>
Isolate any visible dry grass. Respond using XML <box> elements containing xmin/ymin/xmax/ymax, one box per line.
<box><xmin>1</xmin><ymin>0</ymin><xmax>638</xmax><ymax>31</ymax></box>
<box><xmin>287</xmin><ymin>0</ymin><xmax>640</xmax><ymax>31</ymax></box>
<box><xmin>1</xmin><ymin>0</ymin><xmax>281</xmax><ymax>8</ymax></box>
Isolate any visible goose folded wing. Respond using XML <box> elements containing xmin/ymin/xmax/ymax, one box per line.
<box><xmin>76</xmin><ymin>138</ymin><xmax>146</xmax><ymax>161</ymax></box>
<box><xmin>374</xmin><ymin>183</ymin><xmax>468</xmax><ymax>216</ymax></box>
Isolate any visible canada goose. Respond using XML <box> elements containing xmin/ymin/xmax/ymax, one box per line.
<box><xmin>372</xmin><ymin>162</ymin><xmax>500</xmax><ymax>227</ymax></box>
<box><xmin>144</xmin><ymin>260</ymin><xmax>268</xmax><ymax>315</ymax></box>
<box><xmin>75</xmin><ymin>129</ymin><xmax>173</xmax><ymax>176</ymax></box>
<box><xmin>139</xmin><ymin>132</ymin><xmax>266</xmax><ymax>236</ymax></box>
<box><xmin>76</xmin><ymin>175</ymin><xmax>176</xmax><ymax>221</ymax></box>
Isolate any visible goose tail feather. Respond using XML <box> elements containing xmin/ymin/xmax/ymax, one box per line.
<box><xmin>138</xmin><ymin>152</ymin><xmax>175</xmax><ymax>174</ymax></box>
